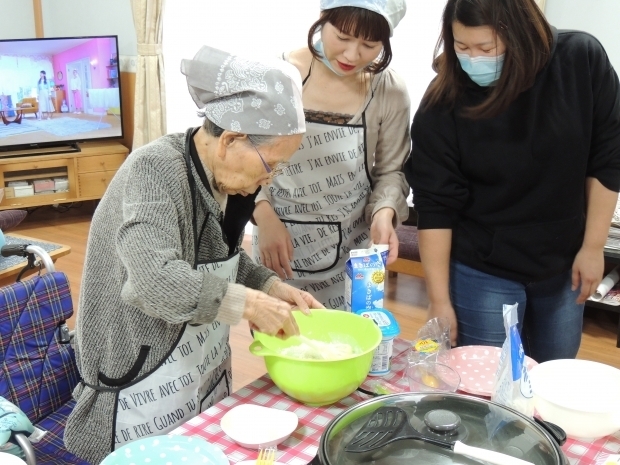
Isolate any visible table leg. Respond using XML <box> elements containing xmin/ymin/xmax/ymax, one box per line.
<box><xmin>1</xmin><ymin>110</ymin><xmax>22</xmax><ymax>125</ymax></box>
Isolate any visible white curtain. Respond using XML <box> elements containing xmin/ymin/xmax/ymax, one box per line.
<box><xmin>131</xmin><ymin>0</ymin><xmax>166</xmax><ymax>150</ymax></box>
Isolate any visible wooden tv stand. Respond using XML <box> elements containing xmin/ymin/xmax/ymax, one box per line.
<box><xmin>0</xmin><ymin>141</ymin><xmax>129</xmax><ymax>210</ymax></box>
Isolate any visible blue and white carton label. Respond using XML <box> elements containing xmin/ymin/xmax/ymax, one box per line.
<box><xmin>344</xmin><ymin>244</ymin><xmax>389</xmax><ymax>312</ymax></box>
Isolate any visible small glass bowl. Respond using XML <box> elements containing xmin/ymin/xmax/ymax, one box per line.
<box><xmin>406</xmin><ymin>361</ymin><xmax>461</xmax><ymax>393</ymax></box>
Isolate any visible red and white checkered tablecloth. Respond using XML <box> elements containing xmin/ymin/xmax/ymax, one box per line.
<box><xmin>171</xmin><ymin>338</ymin><xmax>620</xmax><ymax>465</ymax></box>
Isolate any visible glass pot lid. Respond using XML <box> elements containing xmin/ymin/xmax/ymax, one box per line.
<box><xmin>320</xmin><ymin>393</ymin><xmax>565</xmax><ymax>465</ymax></box>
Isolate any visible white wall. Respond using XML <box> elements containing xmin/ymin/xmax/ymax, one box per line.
<box><xmin>163</xmin><ymin>0</ymin><xmax>445</xmax><ymax>133</ymax></box>
<box><xmin>0</xmin><ymin>1</ymin><xmax>36</xmax><ymax>39</ymax></box>
<box><xmin>41</xmin><ymin>0</ymin><xmax>137</xmax><ymax>57</ymax></box>
<box><xmin>545</xmin><ymin>0</ymin><xmax>620</xmax><ymax>70</ymax></box>
<box><xmin>0</xmin><ymin>0</ymin><xmax>137</xmax><ymax>70</ymax></box>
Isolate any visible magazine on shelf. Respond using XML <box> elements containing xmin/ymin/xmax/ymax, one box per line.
<box><xmin>599</xmin><ymin>281</ymin><xmax>620</xmax><ymax>306</ymax></box>
<box><xmin>613</xmin><ymin>194</ymin><xmax>620</xmax><ymax>227</ymax></box>
<box><xmin>606</xmin><ymin>194</ymin><xmax>620</xmax><ymax>250</ymax></box>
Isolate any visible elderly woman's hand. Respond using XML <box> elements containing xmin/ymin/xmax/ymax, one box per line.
<box><xmin>267</xmin><ymin>280</ymin><xmax>324</xmax><ymax>314</ymax></box>
<box><xmin>243</xmin><ymin>289</ymin><xmax>300</xmax><ymax>338</ymax></box>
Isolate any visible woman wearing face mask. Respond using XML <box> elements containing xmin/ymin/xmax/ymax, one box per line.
<box><xmin>405</xmin><ymin>0</ymin><xmax>620</xmax><ymax>362</ymax></box>
<box><xmin>252</xmin><ymin>0</ymin><xmax>411</xmax><ymax>309</ymax></box>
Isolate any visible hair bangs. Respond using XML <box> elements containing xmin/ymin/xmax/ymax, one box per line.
<box><xmin>326</xmin><ymin>7</ymin><xmax>389</xmax><ymax>42</ymax></box>
<box><xmin>307</xmin><ymin>6</ymin><xmax>394</xmax><ymax>74</ymax></box>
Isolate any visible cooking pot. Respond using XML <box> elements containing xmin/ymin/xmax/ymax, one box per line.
<box><xmin>313</xmin><ymin>392</ymin><xmax>568</xmax><ymax>465</ymax></box>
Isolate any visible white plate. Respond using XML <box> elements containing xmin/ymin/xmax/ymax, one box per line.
<box><xmin>101</xmin><ymin>435</ymin><xmax>228</xmax><ymax>465</ymax></box>
<box><xmin>0</xmin><ymin>452</ymin><xmax>28</xmax><ymax>465</ymax></box>
<box><xmin>447</xmin><ymin>345</ymin><xmax>537</xmax><ymax>397</ymax></box>
<box><xmin>220</xmin><ymin>404</ymin><xmax>298</xmax><ymax>449</ymax></box>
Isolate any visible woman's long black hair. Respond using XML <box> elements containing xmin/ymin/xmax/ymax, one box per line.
<box><xmin>422</xmin><ymin>0</ymin><xmax>552</xmax><ymax>119</ymax></box>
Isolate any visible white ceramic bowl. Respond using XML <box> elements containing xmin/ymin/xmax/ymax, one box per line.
<box><xmin>0</xmin><ymin>452</ymin><xmax>27</xmax><ymax>465</ymax></box>
<box><xmin>220</xmin><ymin>404</ymin><xmax>298</xmax><ymax>449</ymax></box>
<box><xmin>529</xmin><ymin>359</ymin><xmax>620</xmax><ymax>439</ymax></box>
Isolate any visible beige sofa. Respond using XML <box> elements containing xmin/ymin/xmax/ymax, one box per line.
<box><xmin>17</xmin><ymin>97</ymin><xmax>39</xmax><ymax>118</ymax></box>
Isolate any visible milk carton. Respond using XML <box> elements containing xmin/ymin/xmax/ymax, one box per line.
<box><xmin>344</xmin><ymin>244</ymin><xmax>389</xmax><ymax>312</ymax></box>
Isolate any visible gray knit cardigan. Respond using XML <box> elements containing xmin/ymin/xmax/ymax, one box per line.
<box><xmin>64</xmin><ymin>130</ymin><xmax>276</xmax><ymax>464</ymax></box>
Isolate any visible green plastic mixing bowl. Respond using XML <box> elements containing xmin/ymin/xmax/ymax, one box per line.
<box><xmin>249</xmin><ymin>309</ymin><xmax>382</xmax><ymax>406</ymax></box>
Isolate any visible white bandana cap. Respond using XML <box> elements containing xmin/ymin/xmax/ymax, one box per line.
<box><xmin>320</xmin><ymin>0</ymin><xmax>407</xmax><ymax>36</ymax></box>
<box><xmin>181</xmin><ymin>46</ymin><xmax>305</xmax><ymax>136</ymax></box>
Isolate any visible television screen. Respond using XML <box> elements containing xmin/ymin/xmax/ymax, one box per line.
<box><xmin>0</xmin><ymin>35</ymin><xmax>123</xmax><ymax>152</ymax></box>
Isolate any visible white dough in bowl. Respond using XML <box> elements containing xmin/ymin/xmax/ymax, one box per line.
<box><xmin>278</xmin><ymin>340</ymin><xmax>356</xmax><ymax>360</ymax></box>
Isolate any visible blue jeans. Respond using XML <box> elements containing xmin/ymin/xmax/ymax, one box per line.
<box><xmin>450</xmin><ymin>261</ymin><xmax>584</xmax><ymax>363</ymax></box>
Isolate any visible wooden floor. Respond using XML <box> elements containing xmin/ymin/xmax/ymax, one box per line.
<box><xmin>9</xmin><ymin>202</ymin><xmax>620</xmax><ymax>391</ymax></box>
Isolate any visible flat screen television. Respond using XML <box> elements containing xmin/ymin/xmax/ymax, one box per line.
<box><xmin>0</xmin><ymin>35</ymin><xmax>123</xmax><ymax>154</ymax></box>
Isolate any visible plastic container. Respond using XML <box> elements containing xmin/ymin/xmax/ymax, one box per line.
<box><xmin>354</xmin><ymin>308</ymin><xmax>400</xmax><ymax>376</ymax></box>
<box><xmin>529</xmin><ymin>359</ymin><xmax>620</xmax><ymax>439</ymax></box>
<box><xmin>249</xmin><ymin>310</ymin><xmax>382</xmax><ymax>406</ymax></box>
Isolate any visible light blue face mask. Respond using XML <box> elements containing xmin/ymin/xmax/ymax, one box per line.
<box><xmin>456</xmin><ymin>52</ymin><xmax>505</xmax><ymax>87</ymax></box>
<box><xmin>314</xmin><ymin>39</ymin><xmax>346</xmax><ymax>76</ymax></box>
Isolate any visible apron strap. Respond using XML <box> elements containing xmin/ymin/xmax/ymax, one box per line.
<box><xmin>302</xmin><ymin>58</ymin><xmax>314</xmax><ymax>86</ymax></box>
<box><xmin>80</xmin><ymin>380</ymin><xmax>119</xmax><ymax>393</ymax></box>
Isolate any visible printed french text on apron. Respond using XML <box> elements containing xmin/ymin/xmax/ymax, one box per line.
<box><xmin>253</xmin><ymin>118</ymin><xmax>372</xmax><ymax>309</ymax></box>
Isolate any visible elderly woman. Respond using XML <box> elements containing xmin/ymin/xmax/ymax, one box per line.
<box><xmin>64</xmin><ymin>45</ymin><xmax>321</xmax><ymax>464</ymax></box>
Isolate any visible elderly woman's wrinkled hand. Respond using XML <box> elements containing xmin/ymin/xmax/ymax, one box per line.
<box><xmin>243</xmin><ymin>289</ymin><xmax>300</xmax><ymax>338</ymax></box>
<box><xmin>267</xmin><ymin>280</ymin><xmax>324</xmax><ymax>315</ymax></box>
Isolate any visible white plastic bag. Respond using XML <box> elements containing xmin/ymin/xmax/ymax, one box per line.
<box><xmin>491</xmin><ymin>303</ymin><xmax>534</xmax><ymax>417</ymax></box>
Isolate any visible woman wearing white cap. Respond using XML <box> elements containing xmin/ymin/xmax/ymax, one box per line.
<box><xmin>64</xmin><ymin>46</ymin><xmax>322</xmax><ymax>464</ymax></box>
<box><xmin>252</xmin><ymin>0</ymin><xmax>411</xmax><ymax>309</ymax></box>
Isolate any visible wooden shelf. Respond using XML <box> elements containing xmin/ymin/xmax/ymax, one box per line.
<box><xmin>0</xmin><ymin>141</ymin><xmax>128</xmax><ymax>210</ymax></box>
<box><xmin>584</xmin><ymin>247</ymin><xmax>620</xmax><ymax>348</ymax></box>
<box><xmin>4</xmin><ymin>170</ymin><xmax>67</xmax><ymax>182</ymax></box>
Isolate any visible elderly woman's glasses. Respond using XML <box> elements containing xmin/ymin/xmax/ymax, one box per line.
<box><xmin>250</xmin><ymin>142</ymin><xmax>289</xmax><ymax>178</ymax></box>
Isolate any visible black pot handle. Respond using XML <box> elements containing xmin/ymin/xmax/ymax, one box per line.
<box><xmin>534</xmin><ymin>417</ymin><xmax>567</xmax><ymax>446</ymax></box>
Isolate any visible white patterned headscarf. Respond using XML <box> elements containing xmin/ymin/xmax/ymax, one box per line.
<box><xmin>320</xmin><ymin>0</ymin><xmax>407</xmax><ymax>36</ymax></box>
<box><xmin>181</xmin><ymin>46</ymin><xmax>306</xmax><ymax>136</ymax></box>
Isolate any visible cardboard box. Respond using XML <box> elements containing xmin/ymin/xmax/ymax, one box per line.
<box><xmin>4</xmin><ymin>187</ymin><xmax>15</xmax><ymax>199</ymax></box>
<box><xmin>14</xmin><ymin>185</ymin><xmax>34</xmax><ymax>197</ymax></box>
<box><xmin>34</xmin><ymin>178</ymin><xmax>55</xmax><ymax>193</ymax></box>
<box><xmin>54</xmin><ymin>177</ymin><xmax>69</xmax><ymax>192</ymax></box>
